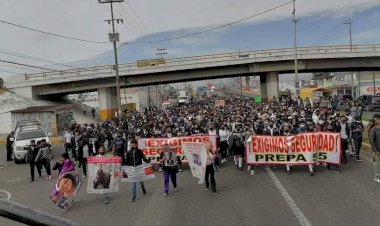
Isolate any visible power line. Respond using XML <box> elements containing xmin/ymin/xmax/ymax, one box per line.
<box><xmin>0</xmin><ymin>59</ymin><xmax>56</xmax><ymax>71</ymax></box>
<box><xmin>121</xmin><ymin>0</ymin><xmax>293</xmax><ymax>45</ymax></box>
<box><xmin>0</xmin><ymin>19</ymin><xmax>110</xmax><ymax>44</ymax></box>
<box><xmin>298</xmin><ymin>0</ymin><xmax>356</xmax><ymax>32</ymax></box>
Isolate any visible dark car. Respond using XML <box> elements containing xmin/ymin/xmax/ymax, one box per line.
<box><xmin>357</xmin><ymin>95</ymin><xmax>380</xmax><ymax>111</ymax></box>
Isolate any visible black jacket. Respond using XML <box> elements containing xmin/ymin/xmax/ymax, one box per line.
<box><xmin>26</xmin><ymin>145</ymin><xmax>39</xmax><ymax>162</ymax></box>
<box><xmin>126</xmin><ymin>148</ymin><xmax>149</xmax><ymax>167</ymax></box>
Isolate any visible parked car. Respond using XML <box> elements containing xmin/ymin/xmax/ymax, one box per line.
<box><xmin>357</xmin><ymin>95</ymin><xmax>380</xmax><ymax>111</ymax></box>
<box><xmin>12</xmin><ymin>120</ymin><xmax>51</xmax><ymax>164</ymax></box>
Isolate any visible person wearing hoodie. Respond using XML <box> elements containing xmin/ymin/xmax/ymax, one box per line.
<box><xmin>126</xmin><ymin>140</ymin><xmax>149</xmax><ymax>202</ymax></box>
<box><xmin>35</xmin><ymin>139</ymin><xmax>52</xmax><ymax>180</ymax></box>
<box><xmin>26</xmin><ymin>140</ymin><xmax>41</xmax><ymax>182</ymax></box>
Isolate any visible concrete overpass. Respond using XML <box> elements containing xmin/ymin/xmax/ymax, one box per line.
<box><xmin>5</xmin><ymin>44</ymin><xmax>380</xmax><ymax>120</ymax></box>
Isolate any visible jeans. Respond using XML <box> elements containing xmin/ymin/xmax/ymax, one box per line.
<box><xmin>205</xmin><ymin>164</ymin><xmax>216</xmax><ymax>192</ymax></box>
<box><xmin>29</xmin><ymin>162</ymin><xmax>41</xmax><ymax>181</ymax></box>
<box><xmin>131</xmin><ymin>181</ymin><xmax>145</xmax><ymax>197</ymax></box>
<box><xmin>40</xmin><ymin>158</ymin><xmax>51</xmax><ymax>176</ymax></box>
<box><xmin>163</xmin><ymin>170</ymin><xmax>177</xmax><ymax>193</ymax></box>
<box><xmin>341</xmin><ymin>139</ymin><xmax>348</xmax><ymax>162</ymax></box>
<box><xmin>375</xmin><ymin>153</ymin><xmax>380</xmax><ymax>179</ymax></box>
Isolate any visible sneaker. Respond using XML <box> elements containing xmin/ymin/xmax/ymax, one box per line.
<box><xmin>250</xmin><ymin>170</ymin><xmax>255</xmax><ymax>176</ymax></box>
<box><xmin>374</xmin><ymin>178</ymin><xmax>380</xmax><ymax>183</ymax></box>
<box><xmin>212</xmin><ymin>192</ymin><xmax>218</xmax><ymax>196</ymax></box>
<box><xmin>104</xmin><ymin>199</ymin><xmax>110</xmax><ymax>204</ymax></box>
<box><xmin>83</xmin><ymin>175</ymin><xmax>86</xmax><ymax>178</ymax></box>
<box><xmin>334</xmin><ymin>170</ymin><xmax>341</xmax><ymax>174</ymax></box>
<box><xmin>159</xmin><ymin>167</ymin><xmax>163</xmax><ymax>172</ymax></box>
<box><xmin>174</xmin><ymin>187</ymin><xmax>178</xmax><ymax>191</ymax></box>
<box><xmin>205</xmin><ymin>187</ymin><xmax>210</xmax><ymax>191</ymax></box>
<box><xmin>162</xmin><ymin>193</ymin><xmax>168</xmax><ymax>197</ymax></box>
<box><xmin>356</xmin><ymin>158</ymin><xmax>363</xmax><ymax>162</ymax></box>
<box><xmin>310</xmin><ymin>171</ymin><xmax>315</xmax><ymax>176</ymax></box>
<box><xmin>131</xmin><ymin>196</ymin><xmax>137</xmax><ymax>202</ymax></box>
<box><xmin>179</xmin><ymin>169</ymin><xmax>183</xmax><ymax>172</ymax></box>
<box><xmin>235</xmin><ymin>165</ymin><xmax>238</xmax><ymax>169</ymax></box>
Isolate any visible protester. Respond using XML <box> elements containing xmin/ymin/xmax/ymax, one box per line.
<box><xmin>369</xmin><ymin>117</ymin><xmax>380</xmax><ymax>183</ymax></box>
<box><xmin>97</xmin><ymin>146</ymin><xmax>110</xmax><ymax>204</ymax></box>
<box><xmin>35</xmin><ymin>139</ymin><xmax>52</xmax><ymax>180</ymax></box>
<box><xmin>205</xmin><ymin>142</ymin><xmax>218</xmax><ymax>195</ymax></box>
<box><xmin>351</xmin><ymin>115</ymin><xmax>364</xmax><ymax>161</ymax></box>
<box><xmin>26</xmin><ymin>140</ymin><xmax>41</xmax><ymax>182</ymax></box>
<box><xmin>126</xmin><ymin>140</ymin><xmax>149</xmax><ymax>202</ymax></box>
<box><xmin>159</xmin><ymin>144</ymin><xmax>179</xmax><ymax>197</ymax></box>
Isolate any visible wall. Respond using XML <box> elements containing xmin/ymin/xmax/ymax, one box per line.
<box><xmin>11</xmin><ymin>112</ymin><xmax>54</xmax><ymax>135</ymax></box>
<box><xmin>0</xmin><ymin>112</ymin><xmax>12</xmax><ymax>134</ymax></box>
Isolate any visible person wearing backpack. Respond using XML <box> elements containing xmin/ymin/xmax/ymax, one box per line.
<box><xmin>230</xmin><ymin>129</ymin><xmax>244</xmax><ymax>171</ymax></box>
<box><xmin>35</xmin><ymin>139</ymin><xmax>52</xmax><ymax>180</ymax></box>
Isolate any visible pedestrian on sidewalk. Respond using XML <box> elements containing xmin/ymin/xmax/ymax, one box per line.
<box><xmin>26</xmin><ymin>140</ymin><xmax>41</xmax><ymax>182</ymax></box>
<box><xmin>126</xmin><ymin>140</ymin><xmax>149</xmax><ymax>202</ymax></box>
<box><xmin>82</xmin><ymin>105</ymin><xmax>86</xmax><ymax>116</ymax></box>
<box><xmin>159</xmin><ymin>144</ymin><xmax>179</xmax><ymax>197</ymax></box>
<box><xmin>369</xmin><ymin>117</ymin><xmax>380</xmax><ymax>183</ymax></box>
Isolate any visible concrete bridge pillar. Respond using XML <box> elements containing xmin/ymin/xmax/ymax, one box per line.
<box><xmin>98</xmin><ymin>87</ymin><xmax>118</xmax><ymax>121</ymax></box>
<box><xmin>260</xmin><ymin>72</ymin><xmax>279</xmax><ymax>100</ymax></box>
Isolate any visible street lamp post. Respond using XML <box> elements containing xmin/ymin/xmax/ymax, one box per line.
<box><xmin>292</xmin><ymin>0</ymin><xmax>300</xmax><ymax>96</ymax></box>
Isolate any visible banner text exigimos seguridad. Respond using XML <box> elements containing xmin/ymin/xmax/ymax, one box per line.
<box><xmin>137</xmin><ymin>136</ymin><xmax>217</xmax><ymax>164</ymax></box>
<box><xmin>246</xmin><ymin>133</ymin><xmax>342</xmax><ymax>165</ymax></box>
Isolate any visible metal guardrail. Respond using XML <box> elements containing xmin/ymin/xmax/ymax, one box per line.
<box><xmin>0</xmin><ymin>198</ymin><xmax>82</xmax><ymax>226</ymax></box>
<box><xmin>14</xmin><ymin>44</ymin><xmax>380</xmax><ymax>84</ymax></box>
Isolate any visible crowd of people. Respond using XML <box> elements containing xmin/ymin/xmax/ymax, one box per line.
<box><xmin>17</xmin><ymin>92</ymin><xmax>380</xmax><ymax>207</ymax></box>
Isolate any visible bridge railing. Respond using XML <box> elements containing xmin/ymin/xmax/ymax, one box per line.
<box><xmin>21</xmin><ymin>44</ymin><xmax>380</xmax><ymax>83</ymax></box>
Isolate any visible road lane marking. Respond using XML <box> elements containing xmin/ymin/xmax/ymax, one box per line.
<box><xmin>266</xmin><ymin>167</ymin><xmax>312</xmax><ymax>226</ymax></box>
<box><xmin>0</xmin><ymin>190</ymin><xmax>11</xmax><ymax>200</ymax></box>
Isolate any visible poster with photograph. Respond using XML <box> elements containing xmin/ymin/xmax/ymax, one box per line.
<box><xmin>182</xmin><ymin>142</ymin><xmax>207</xmax><ymax>184</ymax></box>
<box><xmin>121</xmin><ymin>163</ymin><xmax>155</xmax><ymax>183</ymax></box>
<box><xmin>87</xmin><ymin>156</ymin><xmax>122</xmax><ymax>193</ymax></box>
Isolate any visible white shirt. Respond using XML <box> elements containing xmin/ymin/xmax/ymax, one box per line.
<box><xmin>219</xmin><ymin>129</ymin><xmax>228</xmax><ymax>141</ymax></box>
<box><xmin>209</xmin><ymin>130</ymin><xmax>217</xmax><ymax>136</ymax></box>
<box><xmin>64</xmin><ymin>132</ymin><xmax>72</xmax><ymax>143</ymax></box>
<box><xmin>340</xmin><ymin>123</ymin><xmax>348</xmax><ymax>139</ymax></box>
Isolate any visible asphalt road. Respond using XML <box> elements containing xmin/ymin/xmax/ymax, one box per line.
<box><xmin>1</xmin><ymin>144</ymin><xmax>380</xmax><ymax>226</ymax></box>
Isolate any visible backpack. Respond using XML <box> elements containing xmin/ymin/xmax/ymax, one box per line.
<box><xmin>233</xmin><ymin>134</ymin><xmax>243</xmax><ymax>148</ymax></box>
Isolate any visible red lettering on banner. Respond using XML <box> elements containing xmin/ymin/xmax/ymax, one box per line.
<box><xmin>318</xmin><ymin>134</ymin><xmax>323</xmax><ymax>150</ymax></box>
<box><xmin>328</xmin><ymin>135</ymin><xmax>335</xmax><ymax>152</ymax></box>
<box><xmin>264</xmin><ymin>138</ymin><xmax>270</xmax><ymax>152</ymax></box>
<box><xmin>279</xmin><ymin>138</ymin><xmax>284</xmax><ymax>153</ymax></box>
<box><xmin>252</xmin><ymin>137</ymin><xmax>258</xmax><ymax>153</ymax></box>
<box><xmin>300</xmin><ymin>135</ymin><xmax>306</xmax><ymax>152</ymax></box>
<box><xmin>296</xmin><ymin>136</ymin><xmax>301</xmax><ymax>152</ymax></box>
<box><xmin>311</xmin><ymin>134</ymin><xmax>317</xmax><ymax>151</ymax></box>
<box><xmin>322</xmin><ymin>134</ymin><xmax>328</xmax><ymax>150</ymax></box>
<box><xmin>147</xmin><ymin>140</ymin><xmax>156</xmax><ymax>147</ymax></box>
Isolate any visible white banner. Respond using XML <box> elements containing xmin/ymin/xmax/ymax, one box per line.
<box><xmin>87</xmin><ymin>157</ymin><xmax>122</xmax><ymax>193</ymax></box>
<box><xmin>182</xmin><ymin>142</ymin><xmax>207</xmax><ymax>184</ymax></box>
<box><xmin>121</xmin><ymin>164</ymin><xmax>155</xmax><ymax>183</ymax></box>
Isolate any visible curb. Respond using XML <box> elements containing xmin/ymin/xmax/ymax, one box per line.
<box><xmin>0</xmin><ymin>137</ymin><xmax>63</xmax><ymax>145</ymax></box>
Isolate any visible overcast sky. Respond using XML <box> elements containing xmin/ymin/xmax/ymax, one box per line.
<box><xmin>1</xmin><ymin>0</ymin><xmax>380</xmax><ymax>78</ymax></box>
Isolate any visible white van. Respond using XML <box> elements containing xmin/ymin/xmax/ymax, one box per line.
<box><xmin>13</xmin><ymin>120</ymin><xmax>51</xmax><ymax>164</ymax></box>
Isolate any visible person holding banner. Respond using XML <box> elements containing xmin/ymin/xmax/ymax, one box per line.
<box><xmin>126</xmin><ymin>140</ymin><xmax>149</xmax><ymax>202</ymax></box>
<box><xmin>160</xmin><ymin>143</ymin><xmax>179</xmax><ymax>197</ymax></box>
<box><xmin>96</xmin><ymin>146</ymin><xmax>110</xmax><ymax>204</ymax></box>
<box><xmin>205</xmin><ymin>142</ymin><xmax>218</xmax><ymax>195</ymax></box>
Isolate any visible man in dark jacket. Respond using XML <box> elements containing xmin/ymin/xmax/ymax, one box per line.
<box><xmin>6</xmin><ymin>131</ymin><xmax>15</xmax><ymax>161</ymax></box>
<box><xmin>351</xmin><ymin>116</ymin><xmax>364</xmax><ymax>161</ymax></box>
<box><xmin>26</xmin><ymin>140</ymin><xmax>41</xmax><ymax>182</ymax></box>
<box><xmin>113</xmin><ymin>132</ymin><xmax>127</xmax><ymax>165</ymax></box>
<box><xmin>126</xmin><ymin>140</ymin><xmax>149</xmax><ymax>202</ymax></box>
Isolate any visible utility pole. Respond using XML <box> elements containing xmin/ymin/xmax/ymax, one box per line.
<box><xmin>240</xmin><ymin>77</ymin><xmax>243</xmax><ymax>95</ymax></box>
<box><xmin>292</xmin><ymin>0</ymin><xmax>300</xmax><ymax>96</ymax></box>
<box><xmin>98</xmin><ymin>0</ymin><xmax>124</xmax><ymax>116</ymax></box>
<box><xmin>343</xmin><ymin>18</ymin><xmax>354</xmax><ymax>96</ymax></box>
<box><xmin>156</xmin><ymin>48</ymin><xmax>167</xmax><ymax>59</ymax></box>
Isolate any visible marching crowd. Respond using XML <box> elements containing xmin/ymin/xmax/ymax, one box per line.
<box><xmin>10</xmin><ymin>92</ymin><xmax>380</xmax><ymax>208</ymax></box>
